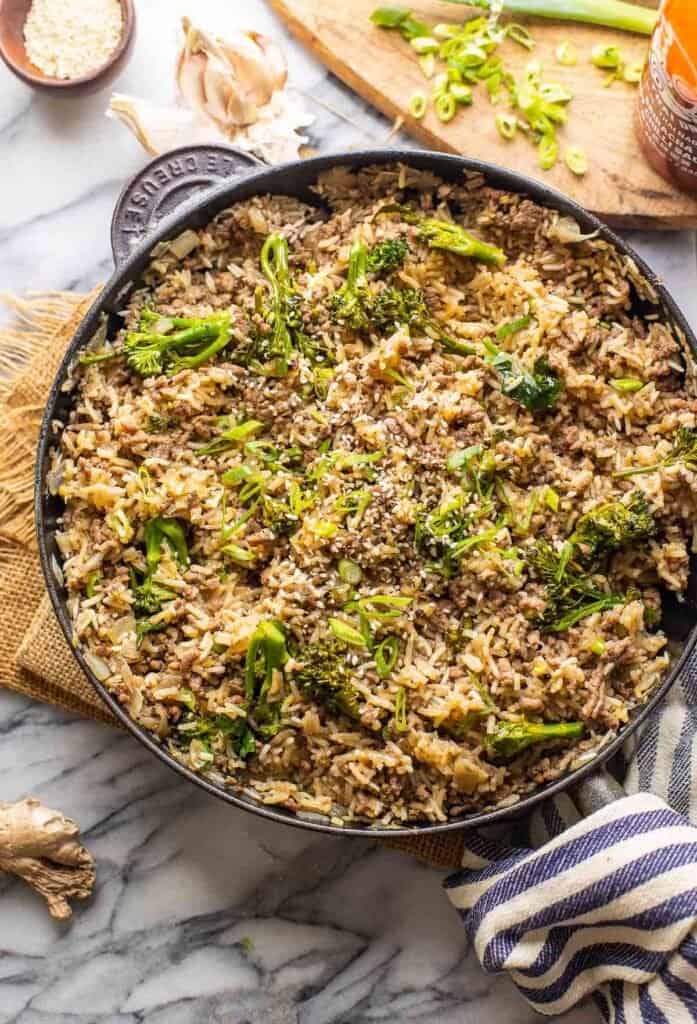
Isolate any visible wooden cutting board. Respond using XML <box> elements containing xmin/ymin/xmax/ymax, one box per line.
<box><xmin>271</xmin><ymin>0</ymin><xmax>697</xmax><ymax>229</ymax></box>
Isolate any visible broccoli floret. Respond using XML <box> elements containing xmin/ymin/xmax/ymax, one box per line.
<box><xmin>367</xmin><ymin>238</ymin><xmax>409</xmax><ymax>276</ymax></box>
<box><xmin>368</xmin><ymin>285</ymin><xmax>476</xmax><ymax>356</ymax></box>
<box><xmin>177</xmin><ymin>712</ymin><xmax>257</xmax><ymax>760</ymax></box>
<box><xmin>131</xmin><ymin>517</ymin><xmax>189</xmax><ymax>620</ymax></box>
<box><xmin>132</xmin><ymin>574</ymin><xmax>176</xmax><ymax>615</ymax></box>
<box><xmin>244</xmin><ymin>620</ymin><xmax>288</xmax><ymax>703</ymax></box>
<box><xmin>527</xmin><ymin>540</ymin><xmax>628</xmax><ymax>633</ymax></box>
<box><xmin>252</xmin><ymin>233</ymin><xmax>315</xmax><ymax>375</ymax></box>
<box><xmin>369</xmin><ymin>285</ymin><xmax>427</xmax><ymax>332</ymax></box>
<box><xmin>484</xmin><ymin>339</ymin><xmax>562</xmax><ymax>413</ymax></box>
<box><xmin>418</xmin><ymin>218</ymin><xmax>506</xmax><ymax>267</ymax></box>
<box><xmin>616</xmin><ymin>426</ymin><xmax>697</xmax><ymax>478</ymax></box>
<box><xmin>330</xmin><ymin>240</ymin><xmax>370</xmax><ymax>330</ymax></box>
<box><xmin>486</xmin><ymin>718</ymin><xmax>585</xmax><ymax>759</ymax></box>
<box><xmin>123</xmin><ymin>313</ymin><xmax>233</xmax><ymax>377</ymax></box>
<box><xmin>292</xmin><ymin>637</ymin><xmax>360</xmax><ymax>719</ymax></box>
<box><xmin>570</xmin><ymin>492</ymin><xmax>656</xmax><ymax>565</ymax></box>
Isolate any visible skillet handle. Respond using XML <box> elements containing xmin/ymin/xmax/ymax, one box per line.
<box><xmin>110</xmin><ymin>144</ymin><xmax>264</xmax><ymax>269</ymax></box>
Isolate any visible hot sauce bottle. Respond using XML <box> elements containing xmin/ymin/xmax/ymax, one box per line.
<box><xmin>636</xmin><ymin>0</ymin><xmax>697</xmax><ymax>192</ymax></box>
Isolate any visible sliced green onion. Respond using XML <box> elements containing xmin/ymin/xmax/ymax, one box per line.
<box><xmin>434</xmin><ymin>91</ymin><xmax>457</xmax><ymax>122</ymax></box>
<box><xmin>505</xmin><ymin>23</ymin><xmax>535</xmax><ymax>49</ymax></box>
<box><xmin>355</xmin><ymin>594</ymin><xmax>413</xmax><ymax>621</ymax></box>
<box><xmin>495</xmin><ymin>112</ymin><xmax>518</xmax><ymax>140</ymax></box>
<box><xmin>338</xmin><ymin>558</ymin><xmax>363</xmax><ymax>585</ymax></box>
<box><xmin>539</xmin><ymin>82</ymin><xmax>573</xmax><ymax>103</ymax></box>
<box><xmin>432</xmin><ymin>71</ymin><xmax>449</xmax><ymax>93</ymax></box>
<box><xmin>565</xmin><ymin>145</ymin><xmax>589</xmax><ymax>176</ymax></box>
<box><xmin>138</xmin><ymin>464</ymin><xmax>153</xmax><ymax>497</ymax></box>
<box><xmin>329</xmin><ymin>617</ymin><xmax>368</xmax><ymax>647</ymax></box>
<box><xmin>410</xmin><ymin>35</ymin><xmax>439</xmax><ymax>54</ymax></box>
<box><xmin>309</xmin><ymin>518</ymin><xmax>338</xmax><ymax>538</ymax></box>
<box><xmin>85</xmin><ymin>570</ymin><xmax>100</xmax><ymax>598</ymax></box>
<box><xmin>623</xmin><ymin>59</ymin><xmax>644</xmax><ymax>83</ymax></box>
<box><xmin>393</xmin><ymin>686</ymin><xmax>408</xmax><ymax>732</ymax></box>
<box><xmin>496</xmin><ymin>313</ymin><xmax>531</xmax><ymax>340</ymax></box>
<box><xmin>446</xmin><ymin>66</ymin><xmax>463</xmax><ymax>83</ymax></box>
<box><xmin>176</xmin><ymin>688</ymin><xmax>197</xmax><ymax>711</ymax></box>
<box><xmin>589</xmin><ymin>637</ymin><xmax>606</xmax><ymax>655</ymax></box>
<box><xmin>538</xmin><ymin>133</ymin><xmax>559</xmax><ymax>171</ymax></box>
<box><xmin>610</xmin><ymin>377</ymin><xmax>644</xmax><ymax>393</ymax></box>
<box><xmin>106</xmin><ymin>507</ymin><xmax>134</xmax><ymax>544</ymax></box>
<box><xmin>450</xmin><ymin>82</ymin><xmax>473</xmax><ymax>105</ymax></box>
<box><xmin>375</xmin><ymin>635</ymin><xmax>400</xmax><ymax>678</ymax></box>
<box><xmin>525</xmin><ymin>58</ymin><xmax>542</xmax><ymax>84</ymax></box>
<box><xmin>408</xmin><ymin>91</ymin><xmax>427</xmax><ymax>118</ymax></box>
<box><xmin>591</xmin><ymin>44</ymin><xmax>622</xmax><ymax>69</ymax></box>
<box><xmin>520</xmin><ymin>489</ymin><xmax>540</xmax><ymax>532</ymax></box>
<box><xmin>221</xmin><ymin>543</ymin><xmax>256</xmax><ymax>566</ymax></box>
<box><xmin>544</xmin><ymin>487</ymin><xmax>560</xmax><ymax>512</ymax></box>
<box><xmin>555</xmin><ymin>41</ymin><xmax>578</xmax><ymax>66</ymax></box>
<box><xmin>419</xmin><ymin>52</ymin><xmax>436</xmax><ymax>78</ymax></box>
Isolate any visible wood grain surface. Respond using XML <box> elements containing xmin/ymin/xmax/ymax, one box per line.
<box><xmin>271</xmin><ymin>0</ymin><xmax>697</xmax><ymax>229</ymax></box>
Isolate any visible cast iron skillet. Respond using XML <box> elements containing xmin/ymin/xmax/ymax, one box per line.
<box><xmin>35</xmin><ymin>145</ymin><xmax>697</xmax><ymax>838</ymax></box>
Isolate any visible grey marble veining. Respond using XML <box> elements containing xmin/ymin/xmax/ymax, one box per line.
<box><xmin>0</xmin><ymin>2</ymin><xmax>694</xmax><ymax>1021</ymax></box>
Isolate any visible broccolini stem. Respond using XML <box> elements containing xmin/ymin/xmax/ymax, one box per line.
<box><xmin>439</xmin><ymin>0</ymin><xmax>657</xmax><ymax>35</ymax></box>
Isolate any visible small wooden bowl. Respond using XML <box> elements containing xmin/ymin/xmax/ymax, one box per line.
<box><xmin>0</xmin><ymin>0</ymin><xmax>135</xmax><ymax>95</ymax></box>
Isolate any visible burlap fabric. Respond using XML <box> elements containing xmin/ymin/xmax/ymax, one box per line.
<box><xmin>0</xmin><ymin>291</ymin><xmax>466</xmax><ymax>869</ymax></box>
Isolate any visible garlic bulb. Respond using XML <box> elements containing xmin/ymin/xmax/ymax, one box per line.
<box><xmin>107</xmin><ymin>17</ymin><xmax>312</xmax><ymax>165</ymax></box>
<box><xmin>176</xmin><ymin>18</ymin><xmax>288</xmax><ymax>133</ymax></box>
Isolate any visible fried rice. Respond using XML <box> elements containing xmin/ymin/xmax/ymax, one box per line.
<box><xmin>49</xmin><ymin>163</ymin><xmax>697</xmax><ymax>825</ymax></box>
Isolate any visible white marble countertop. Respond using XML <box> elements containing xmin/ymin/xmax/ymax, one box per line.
<box><xmin>1</xmin><ymin>2</ymin><xmax>696</xmax><ymax>1021</ymax></box>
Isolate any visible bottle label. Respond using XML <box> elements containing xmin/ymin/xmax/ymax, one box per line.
<box><xmin>638</xmin><ymin>16</ymin><xmax>697</xmax><ymax>185</ymax></box>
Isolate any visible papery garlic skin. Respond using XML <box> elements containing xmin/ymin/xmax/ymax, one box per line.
<box><xmin>107</xmin><ymin>18</ymin><xmax>313</xmax><ymax>165</ymax></box>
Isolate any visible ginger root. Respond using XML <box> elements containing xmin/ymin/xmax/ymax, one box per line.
<box><xmin>0</xmin><ymin>798</ymin><xmax>95</xmax><ymax>920</ymax></box>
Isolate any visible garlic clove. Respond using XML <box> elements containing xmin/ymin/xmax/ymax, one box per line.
<box><xmin>248</xmin><ymin>32</ymin><xmax>288</xmax><ymax>93</ymax></box>
<box><xmin>218</xmin><ymin>32</ymin><xmax>279</xmax><ymax>108</ymax></box>
<box><xmin>176</xmin><ymin>46</ymin><xmax>209</xmax><ymax>117</ymax></box>
<box><xmin>107</xmin><ymin>94</ymin><xmax>219</xmax><ymax>156</ymax></box>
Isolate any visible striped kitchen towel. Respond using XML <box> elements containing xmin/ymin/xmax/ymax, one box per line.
<box><xmin>445</xmin><ymin>668</ymin><xmax>697</xmax><ymax>1021</ymax></box>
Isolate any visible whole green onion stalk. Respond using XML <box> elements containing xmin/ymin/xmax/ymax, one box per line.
<box><xmin>441</xmin><ymin>0</ymin><xmax>657</xmax><ymax>35</ymax></box>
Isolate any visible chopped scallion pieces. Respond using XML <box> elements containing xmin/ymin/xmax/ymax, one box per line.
<box><xmin>410</xmin><ymin>35</ymin><xmax>439</xmax><ymax>54</ymax></box>
<box><xmin>623</xmin><ymin>60</ymin><xmax>644</xmax><ymax>84</ymax></box>
<box><xmin>496</xmin><ymin>313</ymin><xmax>531</xmax><ymax>340</ymax></box>
<box><xmin>221</xmin><ymin>543</ymin><xmax>256</xmax><ymax>566</ymax></box>
<box><xmin>375</xmin><ymin>635</ymin><xmax>400</xmax><ymax>678</ymax></box>
<box><xmin>434</xmin><ymin>91</ymin><xmax>457</xmax><ymax>122</ymax></box>
<box><xmin>589</xmin><ymin>637</ymin><xmax>606</xmax><ymax>655</ymax></box>
<box><xmin>544</xmin><ymin>487</ymin><xmax>560</xmax><ymax>512</ymax></box>
<box><xmin>495</xmin><ymin>112</ymin><xmax>517</xmax><ymax>140</ymax></box>
<box><xmin>565</xmin><ymin>145</ymin><xmax>589</xmax><ymax>176</ymax></box>
<box><xmin>329</xmin><ymin>617</ymin><xmax>368</xmax><ymax>647</ymax></box>
<box><xmin>591</xmin><ymin>44</ymin><xmax>622</xmax><ymax>69</ymax></box>
<box><xmin>419</xmin><ymin>52</ymin><xmax>436</xmax><ymax>78</ymax></box>
<box><xmin>555</xmin><ymin>41</ymin><xmax>578</xmax><ymax>66</ymax></box>
<box><xmin>611</xmin><ymin>377</ymin><xmax>644</xmax><ymax>393</ymax></box>
<box><xmin>538</xmin><ymin>133</ymin><xmax>559</xmax><ymax>171</ymax></box>
<box><xmin>408</xmin><ymin>91</ymin><xmax>427</xmax><ymax>118</ymax></box>
<box><xmin>85</xmin><ymin>570</ymin><xmax>100</xmax><ymax>598</ymax></box>
<box><xmin>450</xmin><ymin>82</ymin><xmax>473</xmax><ymax>105</ymax></box>
<box><xmin>505</xmin><ymin>23</ymin><xmax>534</xmax><ymax>50</ymax></box>
<box><xmin>338</xmin><ymin>559</ymin><xmax>363</xmax><ymax>585</ymax></box>
<box><xmin>393</xmin><ymin>686</ymin><xmax>408</xmax><ymax>731</ymax></box>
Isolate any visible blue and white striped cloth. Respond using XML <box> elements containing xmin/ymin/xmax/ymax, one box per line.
<box><xmin>445</xmin><ymin>667</ymin><xmax>697</xmax><ymax>1021</ymax></box>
